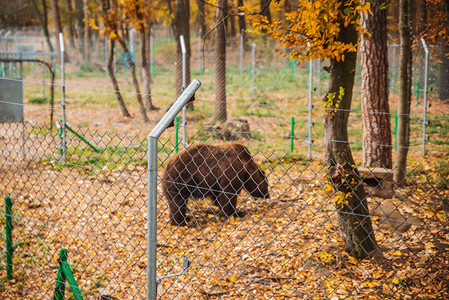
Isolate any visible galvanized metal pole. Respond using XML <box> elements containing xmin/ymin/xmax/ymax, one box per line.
<box><xmin>180</xmin><ymin>35</ymin><xmax>187</xmax><ymax>147</ymax></box>
<box><xmin>59</xmin><ymin>33</ymin><xmax>66</xmax><ymax>161</ymax></box>
<box><xmin>240</xmin><ymin>29</ymin><xmax>244</xmax><ymax>74</ymax></box>
<box><xmin>147</xmin><ymin>79</ymin><xmax>201</xmax><ymax>300</ymax></box>
<box><xmin>198</xmin><ymin>29</ymin><xmax>202</xmax><ymax>73</ymax></box>
<box><xmin>308</xmin><ymin>58</ymin><xmax>313</xmax><ymax>160</ymax></box>
<box><xmin>150</xmin><ymin>27</ymin><xmax>154</xmax><ymax>76</ymax></box>
<box><xmin>251</xmin><ymin>43</ymin><xmax>256</xmax><ymax>97</ymax></box>
<box><xmin>421</xmin><ymin>38</ymin><xmax>429</xmax><ymax>156</ymax></box>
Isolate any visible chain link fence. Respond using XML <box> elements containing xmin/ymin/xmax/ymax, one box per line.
<box><xmin>1</xmin><ymin>27</ymin><xmax>449</xmax><ymax>299</ymax></box>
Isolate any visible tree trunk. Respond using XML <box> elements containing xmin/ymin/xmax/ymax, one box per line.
<box><xmin>83</xmin><ymin>0</ymin><xmax>91</xmax><ymax>62</ymax></box>
<box><xmin>66</xmin><ymin>0</ymin><xmax>76</xmax><ymax>49</ymax></box>
<box><xmin>31</xmin><ymin>0</ymin><xmax>54</xmax><ymax>52</ymax></box>
<box><xmin>260</xmin><ymin>0</ymin><xmax>272</xmax><ymax>23</ymax></box>
<box><xmin>50</xmin><ymin>0</ymin><xmax>68</xmax><ymax>60</ymax></box>
<box><xmin>360</xmin><ymin>0</ymin><xmax>392</xmax><ymax>168</ymax></box>
<box><xmin>393</xmin><ymin>0</ymin><xmax>412</xmax><ymax>185</ymax></box>
<box><xmin>117</xmin><ymin>37</ymin><xmax>149</xmax><ymax>121</ymax></box>
<box><xmin>237</xmin><ymin>0</ymin><xmax>246</xmax><ymax>33</ymax></box>
<box><xmin>324</xmin><ymin>0</ymin><xmax>377</xmax><ymax>259</ymax></box>
<box><xmin>214</xmin><ymin>0</ymin><xmax>227</xmax><ymax>123</ymax></box>
<box><xmin>196</xmin><ymin>0</ymin><xmax>207</xmax><ymax>35</ymax></box>
<box><xmin>107</xmin><ymin>39</ymin><xmax>131</xmax><ymax>118</ymax></box>
<box><xmin>172</xmin><ymin>0</ymin><xmax>191</xmax><ymax>97</ymax></box>
<box><xmin>440</xmin><ymin>43</ymin><xmax>449</xmax><ymax>100</ymax></box>
<box><xmin>75</xmin><ymin>0</ymin><xmax>85</xmax><ymax>57</ymax></box>
<box><xmin>141</xmin><ymin>28</ymin><xmax>157</xmax><ymax>111</ymax></box>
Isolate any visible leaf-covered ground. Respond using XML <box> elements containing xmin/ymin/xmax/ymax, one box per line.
<box><xmin>1</xmin><ymin>148</ymin><xmax>448</xmax><ymax>299</ymax></box>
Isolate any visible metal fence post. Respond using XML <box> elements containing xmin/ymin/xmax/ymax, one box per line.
<box><xmin>180</xmin><ymin>35</ymin><xmax>187</xmax><ymax>147</ymax></box>
<box><xmin>198</xmin><ymin>29</ymin><xmax>202</xmax><ymax>74</ymax></box>
<box><xmin>251</xmin><ymin>43</ymin><xmax>256</xmax><ymax>97</ymax></box>
<box><xmin>308</xmin><ymin>58</ymin><xmax>313</xmax><ymax>160</ymax></box>
<box><xmin>421</xmin><ymin>38</ymin><xmax>429</xmax><ymax>156</ymax></box>
<box><xmin>147</xmin><ymin>79</ymin><xmax>201</xmax><ymax>300</ymax></box>
<box><xmin>240</xmin><ymin>29</ymin><xmax>244</xmax><ymax>74</ymax></box>
<box><xmin>5</xmin><ymin>196</ymin><xmax>13</xmax><ymax>280</ymax></box>
<box><xmin>59</xmin><ymin>33</ymin><xmax>67</xmax><ymax>161</ymax></box>
<box><xmin>150</xmin><ymin>27</ymin><xmax>154</xmax><ymax>76</ymax></box>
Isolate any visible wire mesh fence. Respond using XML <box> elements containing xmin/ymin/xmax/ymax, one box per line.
<box><xmin>1</xmin><ymin>26</ymin><xmax>449</xmax><ymax>299</ymax></box>
<box><xmin>0</xmin><ymin>115</ymin><xmax>448</xmax><ymax>299</ymax></box>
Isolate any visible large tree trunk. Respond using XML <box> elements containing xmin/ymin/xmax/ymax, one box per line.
<box><xmin>440</xmin><ymin>43</ymin><xmax>449</xmax><ymax>100</ymax></box>
<box><xmin>50</xmin><ymin>0</ymin><xmax>68</xmax><ymax>60</ymax></box>
<box><xmin>107</xmin><ymin>39</ymin><xmax>131</xmax><ymax>118</ymax></box>
<box><xmin>141</xmin><ymin>27</ymin><xmax>157</xmax><ymax>111</ymax></box>
<box><xmin>393</xmin><ymin>0</ymin><xmax>413</xmax><ymax>185</ymax></box>
<box><xmin>83</xmin><ymin>0</ymin><xmax>91</xmax><ymax>62</ymax></box>
<box><xmin>360</xmin><ymin>0</ymin><xmax>392</xmax><ymax>168</ymax></box>
<box><xmin>214</xmin><ymin>0</ymin><xmax>227</xmax><ymax>123</ymax></box>
<box><xmin>117</xmin><ymin>37</ymin><xmax>149</xmax><ymax>121</ymax></box>
<box><xmin>31</xmin><ymin>0</ymin><xmax>54</xmax><ymax>52</ymax></box>
<box><xmin>75</xmin><ymin>0</ymin><xmax>85</xmax><ymax>58</ymax></box>
<box><xmin>172</xmin><ymin>0</ymin><xmax>191</xmax><ymax>96</ymax></box>
<box><xmin>324</xmin><ymin>0</ymin><xmax>377</xmax><ymax>259</ymax></box>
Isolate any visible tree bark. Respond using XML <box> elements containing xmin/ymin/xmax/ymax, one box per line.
<box><xmin>50</xmin><ymin>0</ymin><xmax>68</xmax><ymax>60</ymax></box>
<box><xmin>31</xmin><ymin>0</ymin><xmax>54</xmax><ymax>52</ymax></box>
<box><xmin>107</xmin><ymin>39</ymin><xmax>131</xmax><ymax>118</ymax></box>
<box><xmin>393</xmin><ymin>0</ymin><xmax>412</xmax><ymax>185</ymax></box>
<box><xmin>66</xmin><ymin>0</ymin><xmax>77</xmax><ymax>49</ymax></box>
<box><xmin>214</xmin><ymin>0</ymin><xmax>228</xmax><ymax>123</ymax></box>
<box><xmin>360</xmin><ymin>0</ymin><xmax>392</xmax><ymax>168</ymax></box>
<box><xmin>196</xmin><ymin>0</ymin><xmax>207</xmax><ymax>35</ymax></box>
<box><xmin>440</xmin><ymin>43</ymin><xmax>449</xmax><ymax>100</ymax></box>
<box><xmin>75</xmin><ymin>0</ymin><xmax>85</xmax><ymax>57</ymax></box>
<box><xmin>237</xmin><ymin>0</ymin><xmax>246</xmax><ymax>33</ymax></box>
<box><xmin>324</xmin><ymin>0</ymin><xmax>377</xmax><ymax>259</ymax></box>
<box><xmin>172</xmin><ymin>0</ymin><xmax>191</xmax><ymax>97</ymax></box>
<box><xmin>141</xmin><ymin>27</ymin><xmax>157</xmax><ymax>111</ymax></box>
<box><xmin>117</xmin><ymin>37</ymin><xmax>149</xmax><ymax>121</ymax></box>
<box><xmin>83</xmin><ymin>0</ymin><xmax>91</xmax><ymax>62</ymax></box>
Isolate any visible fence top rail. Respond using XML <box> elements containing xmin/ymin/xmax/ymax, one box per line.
<box><xmin>149</xmin><ymin>79</ymin><xmax>201</xmax><ymax>139</ymax></box>
<box><xmin>0</xmin><ymin>51</ymin><xmax>56</xmax><ymax>57</ymax></box>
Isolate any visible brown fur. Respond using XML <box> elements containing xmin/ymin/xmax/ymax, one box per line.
<box><xmin>163</xmin><ymin>143</ymin><xmax>269</xmax><ymax>225</ymax></box>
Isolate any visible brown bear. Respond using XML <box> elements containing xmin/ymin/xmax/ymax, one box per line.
<box><xmin>162</xmin><ymin>143</ymin><xmax>269</xmax><ymax>225</ymax></box>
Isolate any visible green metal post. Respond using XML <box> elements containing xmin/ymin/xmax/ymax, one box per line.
<box><xmin>416</xmin><ymin>82</ymin><xmax>420</xmax><ymax>106</ymax></box>
<box><xmin>290</xmin><ymin>117</ymin><xmax>295</xmax><ymax>152</ymax></box>
<box><xmin>53</xmin><ymin>249</ymin><xmax>67</xmax><ymax>300</ymax></box>
<box><xmin>5</xmin><ymin>196</ymin><xmax>13</xmax><ymax>280</ymax></box>
<box><xmin>65</xmin><ymin>123</ymin><xmax>100</xmax><ymax>153</ymax></box>
<box><xmin>61</xmin><ymin>258</ymin><xmax>83</xmax><ymax>300</ymax></box>
<box><xmin>52</xmin><ymin>248</ymin><xmax>84</xmax><ymax>300</ymax></box>
<box><xmin>394</xmin><ymin>114</ymin><xmax>398</xmax><ymax>150</ymax></box>
<box><xmin>175</xmin><ymin>116</ymin><xmax>179</xmax><ymax>153</ymax></box>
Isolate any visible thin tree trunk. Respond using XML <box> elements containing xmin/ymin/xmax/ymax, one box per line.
<box><xmin>237</xmin><ymin>0</ymin><xmax>246</xmax><ymax>33</ymax></box>
<box><xmin>141</xmin><ymin>28</ymin><xmax>157</xmax><ymax>111</ymax></box>
<box><xmin>83</xmin><ymin>0</ymin><xmax>91</xmax><ymax>62</ymax></box>
<box><xmin>66</xmin><ymin>0</ymin><xmax>76</xmax><ymax>49</ymax></box>
<box><xmin>50</xmin><ymin>0</ymin><xmax>68</xmax><ymax>60</ymax></box>
<box><xmin>393</xmin><ymin>0</ymin><xmax>412</xmax><ymax>185</ymax></box>
<box><xmin>172</xmin><ymin>0</ymin><xmax>191</xmax><ymax>97</ymax></box>
<box><xmin>117</xmin><ymin>37</ymin><xmax>149</xmax><ymax>121</ymax></box>
<box><xmin>214</xmin><ymin>0</ymin><xmax>227</xmax><ymax>123</ymax></box>
<box><xmin>360</xmin><ymin>0</ymin><xmax>392</xmax><ymax>168</ymax></box>
<box><xmin>31</xmin><ymin>0</ymin><xmax>54</xmax><ymax>52</ymax></box>
<box><xmin>107</xmin><ymin>39</ymin><xmax>131</xmax><ymax>118</ymax></box>
<box><xmin>75</xmin><ymin>0</ymin><xmax>85</xmax><ymax>57</ymax></box>
<box><xmin>324</xmin><ymin>0</ymin><xmax>378</xmax><ymax>259</ymax></box>
<box><xmin>196</xmin><ymin>0</ymin><xmax>206</xmax><ymax>35</ymax></box>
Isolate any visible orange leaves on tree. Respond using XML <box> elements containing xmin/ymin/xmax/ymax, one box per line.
<box><xmin>243</xmin><ymin>0</ymin><xmax>371</xmax><ymax>63</ymax></box>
